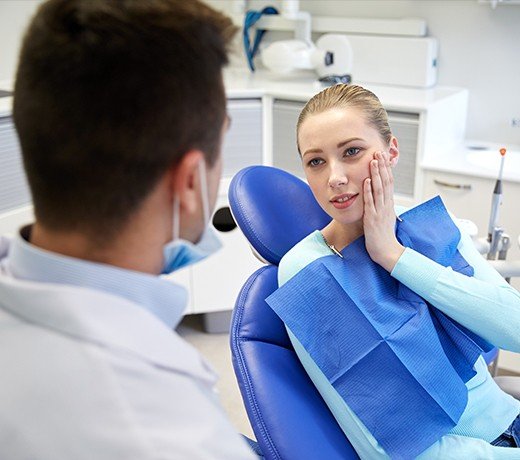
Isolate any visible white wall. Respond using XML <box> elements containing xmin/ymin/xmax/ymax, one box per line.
<box><xmin>210</xmin><ymin>0</ymin><xmax>520</xmax><ymax>146</ymax></box>
<box><xmin>0</xmin><ymin>1</ymin><xmax>44</xmax><ymax>84</ymax></box>
<box><xmin>2</xmin><ymin>0</ymin><xmax>519</xmax><ymax>144</ymax></box>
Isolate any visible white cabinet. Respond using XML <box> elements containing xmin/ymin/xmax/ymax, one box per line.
<box><xmin>272</xmin><ymin>100</ymin><xmax>301</xmax><ymax>177</ymax></box>
<box><xmin>191</xmin><ymin>195</ymin><xmax>264</xmax><ymax>314</ymax></box>
<box><xmin>422</xmin><ymin>168</ymin><xmax>520</xmax><ymax>289</ymax></box>
<box><xmin>0</xmin><ymin>116</ymin><xmax>33</xmax><ymax>234</ymax></box>
<box><xmin>389</xmin><ymin>112</ymin><xmax>419</xmax><ymax>198</ymax></box>
<box><xmin>166</xmin><ymin>99</ymin><xmax>265</xmax><ymax>316</ymax></box>
<box><xmin>423</xmin><ymin>169</ymin><xmax>520</xmax><ymax>373</ymax></box>
<box><xmin>222</xmin><ymin>99</ymin><xmax>263</xmax><ymax>177</ymax></box>
<box><xmin>165</xmin><ymin>194</ymin><xmax>264</xmax><ymax>316</ymax></box>
<box><xmin>194</xmin><ymin>98</ymin><xmax>264</xmax><ymax>314</ymax></box>
<box><xmin>422</xmin><ymin>169</ymin><xmax>520</xmax><ymax>267</ymax></box>
<box><xmin>0</xmin><ymin>117</ymin><xmax>30</xmax><ymax>213</ymax></box>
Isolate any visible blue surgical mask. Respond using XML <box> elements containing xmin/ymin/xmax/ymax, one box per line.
<box><xmin>161</xmin><ymin>160</ymin><xmax>222</xmax><ymax>274</ymax></box>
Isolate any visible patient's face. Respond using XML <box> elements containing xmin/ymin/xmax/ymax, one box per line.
<box><xmin>298</xmin><ymin>107</ymin><xmax>390</xmax><ymax>228</ymax></box>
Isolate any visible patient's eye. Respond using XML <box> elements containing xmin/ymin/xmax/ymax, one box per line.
<box><xmin>344</xmin><ymin>147</ymin><xmax>361</xmax><ymax>157</ymax></box>
<box><xmin>308</xmin><ymin>158</ymin><xmax>324</xmax><ymax>167</ymax></box>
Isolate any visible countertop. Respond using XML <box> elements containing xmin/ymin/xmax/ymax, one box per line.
<box><xmin>421</xmin><ymin>140</ymin><xmax>520</xmax><ymax>183</ymax></box>
<box><xmin>0</xmin><ymin>80</ymin><xmax>13</xmax><ymax>118</ymax></box>
<box><xmin>224</xmin><ymin>68</ymin><xmax>466</xmax><ymax>112</ymax></box>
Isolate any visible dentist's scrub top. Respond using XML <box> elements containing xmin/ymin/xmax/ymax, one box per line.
<box><xmin>278</xmin><ymin>206</ymin><xmax>520</xmax><ymax>459</ymax></box>
<box><xmin>0</xmin><ymin>230</ymin><xmax>255</xmax><ymax>460</ymax></box>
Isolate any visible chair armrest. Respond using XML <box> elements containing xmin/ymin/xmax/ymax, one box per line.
<box><xmin>494</xmin><ymin>376</ymin><xmax>520</xmax><ymax>401</ymax></box>
<box><xmin>488</xmin><ymin>260</ymin><xmax>520</xmax><ymax>279</ymax></box>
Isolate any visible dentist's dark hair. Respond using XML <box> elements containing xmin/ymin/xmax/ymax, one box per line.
<box><xmin>13</xmin><ymin>0</ymin><xmax>236</xmax><ymax>242</ymax></box>
<box><xmin>296</xmin><ymin>84</ymin><xmax>393</xmax><ymax>155</ymax></box>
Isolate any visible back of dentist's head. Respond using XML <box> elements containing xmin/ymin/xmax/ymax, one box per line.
<box><xmin>13</xmin><ymin>0</ymin><xmax>236</xmax><ymax>243</ymax></box>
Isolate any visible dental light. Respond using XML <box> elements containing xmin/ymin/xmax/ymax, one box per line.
<box><xmin>255</xmin><ymin>0</ymin><xmax>353</xmax><ymax>81</ymax></box>
<box><xmin>261</xmin><ymin>34</ymin><xmax>353</xmax><ymax>81</ymax></box>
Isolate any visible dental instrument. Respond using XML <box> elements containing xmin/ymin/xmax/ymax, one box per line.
<box><xmin>487</xmin><ymin>148</ymin><xmax>507</xmax><ymax>261</ymax></box>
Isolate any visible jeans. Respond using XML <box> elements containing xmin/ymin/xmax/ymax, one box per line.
<box><xmin>491</xmin><ymin>414</ymin><xmax>520</xmax><ymax>448</ymax></box>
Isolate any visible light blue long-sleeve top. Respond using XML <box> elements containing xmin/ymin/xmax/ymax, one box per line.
<box><xmin>278</xmin><ymin>206</ymin><xmax>520</xmax><ymax>459</ymax></box>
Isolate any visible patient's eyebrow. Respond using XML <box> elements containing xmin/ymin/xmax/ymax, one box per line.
<box><xmin>337</xmin><ymin>137</ymin><xmax>364</xmax><ymax>149</ymax></box>
<box><xmin>302</xmin><ymin>137</ymin><xmax>365</xmax><ymax>157</ymax></box>
<box><xmin>302</xmin><ymin>148</ymin><xmax>323</xmax><ymax>157</ymax></box>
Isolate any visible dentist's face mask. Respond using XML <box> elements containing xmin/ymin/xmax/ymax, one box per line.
<box><xmin>162</xmin><ymin>160</ymin><xmax>222</xmax><ymax>274</ymax></box>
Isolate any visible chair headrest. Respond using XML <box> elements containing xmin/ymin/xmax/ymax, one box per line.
<box><xmin>228</xmin><ymin>166</ymin><xmax>331</xmax><ymax>265</ymax></box>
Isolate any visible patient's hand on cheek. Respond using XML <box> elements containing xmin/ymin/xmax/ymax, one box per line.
<box><xmin>363</xmin><ymin>151</ymin><xmax>405</xmax><ymax>272</ymax></box>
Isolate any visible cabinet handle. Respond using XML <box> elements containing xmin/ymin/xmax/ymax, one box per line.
<box><xmin>433</xmin><ymin>179</ymin><xmax>472</xmax><ymax>191</ymax></box>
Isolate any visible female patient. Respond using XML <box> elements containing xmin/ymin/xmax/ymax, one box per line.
<box><xmin>275</xmin><ymin>84</ymin><xmax>520</xmax><ymax>458</ymax></box>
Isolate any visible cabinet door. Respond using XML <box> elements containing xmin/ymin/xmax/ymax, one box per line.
<box><xmin>0</xmin><ymin>117</ymin><xmax>34</xmax><ymax>234</ymax></box>
<box><xmin>387</xmin><ymin>111</ymin><xmax>419</xmax><ymax>199</ymax></box>
<box><xmin>272</xmin><ymin>100</ymin><xmax>304</xmax><ymax>177</ymax></box>
<box><xmin>423</xmin><ymin>169</ymin><xmax>520</xmax><ymax>271</ymax></box>
<box><xmin>0</xmin><ymin>117</ymin><xmax>31</xmax><ymax>210</ymax></box>
<box><xmin>191</xmin><ymin>194</ymin><xmax>264</xmax><ymax>314</ymax></box>
<box><xmin>222</xmin><ymin>99</ymin><xmax>263</xmax><ymax>178</ymax></box>
<box><xmin>422</xmin><ymin>170</ymin><xmax>519</xmax><ymax>243</ymax></box>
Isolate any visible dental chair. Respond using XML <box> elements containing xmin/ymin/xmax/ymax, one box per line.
<box><xmin>228</xmin><ymin>165</ymin><xmax>520</xmax><ymax>460</ymax></box>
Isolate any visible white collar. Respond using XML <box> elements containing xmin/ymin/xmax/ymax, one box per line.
<box><xmin>7</xmin><ymin>226</ymin><xmax>186</xmax><ymax>328</ymax></box>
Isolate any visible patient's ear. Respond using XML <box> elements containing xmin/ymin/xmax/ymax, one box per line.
<box><xmin>388</xmin><ymin>136</ymin><xmax>399</xmax><ymax>167</ymax></box>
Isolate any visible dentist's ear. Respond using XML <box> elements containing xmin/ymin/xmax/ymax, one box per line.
<box><xmin>171</xmin><ymin>149</ymin><xmax>204</xmax><ymax>216</ymax></box>
<box><xmin>388</xmin><ymin>136</ymin><xmax>399</xmax><ymax>167</ymax></box>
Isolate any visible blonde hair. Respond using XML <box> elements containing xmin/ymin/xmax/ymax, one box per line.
<box><xmin>296</xmin><ymin>84</ymin><xmax>392</xmax><ymax>154</ymax></box>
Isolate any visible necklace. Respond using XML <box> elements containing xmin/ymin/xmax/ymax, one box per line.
<box><xmin>320</xmin><ymin>232</ymin><xmax>344</xmax><ymax>258</ymax></box>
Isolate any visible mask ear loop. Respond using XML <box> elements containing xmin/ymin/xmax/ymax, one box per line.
<box><xmin>173</xmin><ymin>194</ymin><xmax>180</xmax><ymax>242</ymax></box>
<box><xmin>198</xmin><ymin>159</ymin><xmax>210</xmax><ymax>224</ymax></box>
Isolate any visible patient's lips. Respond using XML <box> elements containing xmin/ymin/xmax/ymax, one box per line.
<box><xmin>330</xmin><ymin>193</ymin><xmax>358</xmax><ymax>209</ymax></box>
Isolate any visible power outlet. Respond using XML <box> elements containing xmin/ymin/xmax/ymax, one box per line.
<box><xmin>512</xmin><ymin>118</ymin><xmax>520</xmax><ymax>128</ymax></box>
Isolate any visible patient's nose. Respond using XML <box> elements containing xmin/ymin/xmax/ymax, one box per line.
<box><xmin>328</xmin><ymin>165</ymin><xmax>348</xmax><ymax>188</ymax></box>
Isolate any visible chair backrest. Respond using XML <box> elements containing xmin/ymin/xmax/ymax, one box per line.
<box><xmin>228</xmin><ymin>165</ymin><xmax>330</xmax><ymax>264</ymax></box>
<box><xmin>229</xmin><ymin>166</ymin><xmax>359</xmax><ymax>459</ymax></box>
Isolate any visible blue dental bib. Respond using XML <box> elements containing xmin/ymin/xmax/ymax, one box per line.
<box><xmin>266</xmin><ymin>196</ymin><xmax>493</xmax><ymax>460</ymax></box>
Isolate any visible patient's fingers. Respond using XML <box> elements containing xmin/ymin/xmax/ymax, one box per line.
<box><xmin>370</xmin><ymin>156</ymin><xmax>384</xmax><ymax>210</ymax></box>
<box><xmin>378</xmin><ymin>151</ymin><xmax>394</xmax><ymax>206</ymax></box>
<box><xmin>378</xmin><ymin>152</ymin><xmax>390</xmax><ymax>189</ymax></box>
<box><xmin>364</xmin><ymin>178</ymin><xmax>375</xmax><ymax>216</ymax></box>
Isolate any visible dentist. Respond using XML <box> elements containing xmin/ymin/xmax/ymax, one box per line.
<box><xmin>0</xmin><ymin>0</ymin><xmax>256</xmax><ymax>458</ymax></box>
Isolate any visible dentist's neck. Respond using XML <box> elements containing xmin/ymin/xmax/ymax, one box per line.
<box><xmin>29</xmin><ymin>184</ymin><xmax>171</xmax><ymax>275</ymax></box>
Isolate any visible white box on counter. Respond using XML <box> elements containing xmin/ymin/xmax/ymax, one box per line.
<box><xmin>339</xmin><ymin>34</ymin><xmax>438</xmax><ymax>88</ymax></box>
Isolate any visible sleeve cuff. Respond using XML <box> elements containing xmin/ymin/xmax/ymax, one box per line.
<box><xmin>390</xmin><ymin>247</ymin><xmax>445</xmax><ymax>299</ymax></box>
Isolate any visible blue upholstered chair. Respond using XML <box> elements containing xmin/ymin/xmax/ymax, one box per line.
<box><xmin>229</xmin><ymin>165</ymin><xmax>358</xmax><ymax>460</ymax></box>
<box><xmin>228</xmin><ymin>165</ymin><xmax>518</xmax><ymax>460</ymax></box>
